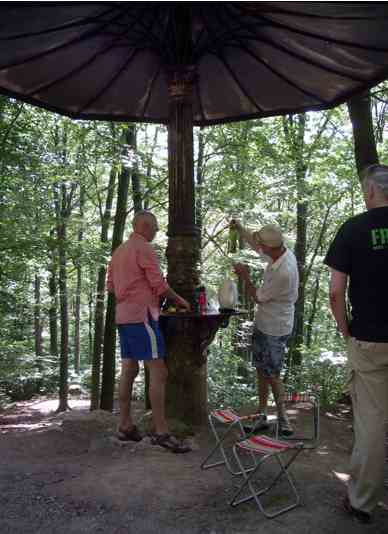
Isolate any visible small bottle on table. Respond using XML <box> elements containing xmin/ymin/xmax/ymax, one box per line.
<box><xmin>198</xmin><ymin>286</ymin><xmax>207</xmax><ymax>315</ymax></box>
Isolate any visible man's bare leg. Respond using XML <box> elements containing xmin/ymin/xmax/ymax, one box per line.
<box><xmin>256</xmin><ymin>369</ymin><xmax>270</xmax><ymax>414</ymax></box>
<box><xmin>269</xmin><ymin>375</ymin><xmax>293</xmax><ymax>434</ymax></box>
<box><xmin>119</xmin><ymin>359</ymin><xmax>139</xmax><ymax>431</ymax></box>
<box><xmin>145</xmin><ymin>359</ymin><xmax>169</xmax><ymax>434</ymax></box>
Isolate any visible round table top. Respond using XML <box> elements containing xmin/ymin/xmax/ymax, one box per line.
<box><xmin>160</xmin><ymin>309</ymin><xmax>246</xmax><ymax>319</ymax></box>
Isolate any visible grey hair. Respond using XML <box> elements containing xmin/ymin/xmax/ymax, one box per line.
<box><xmin>361</xmin><ymin>164</ymin><xmax>388</xmax><ymax>199</ymax></box>
<box><xmin>132</xmin><ymin>210</ymin><xmax>156</xmax><ymax>228</ymax></box>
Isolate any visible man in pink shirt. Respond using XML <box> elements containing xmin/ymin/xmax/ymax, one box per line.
<box><xmin>107</xmin><ymin>210</ymin><xmax>191</xmax><ymax>453</ymax></box>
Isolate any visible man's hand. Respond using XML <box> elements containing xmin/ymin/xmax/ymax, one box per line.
<box><xmin>233</xmin><ymin>262</ymin><xmax>259</xmax><ymax>303</ymax></box>
<box><xmin>175</xmin><ymin>295</ymin><xmax>191</xmax><ymax>312</ymax></box>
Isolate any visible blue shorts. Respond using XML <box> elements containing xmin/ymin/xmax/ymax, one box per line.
<box><xmin>252</xmin><ymin>328</ymin><xmax>290</xmax><ymax>377</ymax></box>
<box><xmin>117</xmin><ymin>319</ymin><xmax>166</xmax><ymax>361</ymax></box>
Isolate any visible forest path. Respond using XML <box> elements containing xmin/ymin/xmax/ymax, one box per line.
<box><xmin>1</xmin><ymin>397</ymin><xmax>387</xmax><ymax>534</ymax></box>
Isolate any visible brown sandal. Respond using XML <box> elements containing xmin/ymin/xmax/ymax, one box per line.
<box><xmin>117</xmin><ymin>425</ymin><xmax>143</xmax><ymax>442</ymax></box>
<box><xmin>151</xmin><ymin>432</ymin><xmax>191</xmax><ymax>453</ymax></box>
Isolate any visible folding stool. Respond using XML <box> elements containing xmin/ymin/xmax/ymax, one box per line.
<box><xmin>277</xmin><ymin>390</ymin><xmax>320</xmax><ymax>448</ymax></box>
<box><xmin>230</xmin><ymin>435</ymin><xmax>304</xmax><ymax>518</ymax></box>
<box><xmin>201</xmin><ymin>408</ymin><xmax>276</xmax><ymax>475</ymax></box>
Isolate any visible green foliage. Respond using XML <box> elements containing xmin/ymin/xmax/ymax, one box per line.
<box><xmin>206</xmin><ymin>324</ymin><xmax>348</xmax><ymax>411</ymax></box>
<box><xmin>207</xmin><ymin>320</ymin><xmax>256</xmax><ymax>409</ymax></box>
<box><xmin>285</xmin><ymin>344</ymin><xmax>348</xmax><ymax>408</ymax></box>
<box><xmin>0</xmin><ymin>347</ymin><xmax>58</xmax><ymax>403</ymax></box>
<box><xmin>0</xmin><ymin>86</ymin><xmax>385</xmax><ymax>410</ymax></box>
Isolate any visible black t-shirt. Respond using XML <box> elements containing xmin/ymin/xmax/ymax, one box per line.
<box><xmin>324</xmin><ymin>206</ymin><xmax>388</xmax><ymax>342</ymax></box>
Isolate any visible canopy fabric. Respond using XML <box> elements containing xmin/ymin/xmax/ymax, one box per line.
<box><xmin>1</xmin><ymin>2</ymin><xmax>388</xmax><ymax>125</ymax></box>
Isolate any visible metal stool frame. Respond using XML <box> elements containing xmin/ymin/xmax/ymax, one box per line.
<box><xmin>276</xmin><ymin>390</ymin><xmax>320</xmax><ymax>449</ymax></box>
<box><xmin>231</xmin><ymin>435</ymin><xmax>304</xmax><ymax>519</ymax></box>
<box><xmin>201</xmin><ymin>409</ymin><xmax>276</xmax><ymax>475</ymax></box>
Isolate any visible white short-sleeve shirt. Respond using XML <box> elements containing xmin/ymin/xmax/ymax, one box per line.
<box><xmin>255</xmin><ymin>248</ymin><xmax>299</xmax><ymax>336</ymax></box>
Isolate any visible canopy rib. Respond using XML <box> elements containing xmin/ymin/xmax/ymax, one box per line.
<box><xmin>200</xmin><ymin>8</ymin><xmax>263</xmax><ymax>113</ymax></box>
<box><xmin>139</xmin><ymin>65</ymin><xmax>163</xmax><ymax>121</ymax></box>
<box><xmin>0</xmin><ymin>5</ymin><xmax>115</xmax><ymax>40</ymax></box>
<box><xmin>240</xmin><ymin>3</ymin><xmax>388</xmax><ymax>21</ymax></box>
<box><xmin>23</xmin><ymin>6</ymin><xmax>145</xmax><ymax>98</ymax></box>
<box><xmin>0</xmin><ymin>7</ymin><xmax>132</xmax><ymax>72</ymax></box>
<box><xmin>245</xmin><ymin>9</ymin><xmax>388</xmax><ymax>53</ymax></box>
<box><xmin>232</xmin><ymin>42</ymin><xmax>328</xmax><ymax>105</ymax></box>
<box><xmin>77</xmin><ymin>49</ymin><xmax>139</xmax><ymax>114</ymax></box>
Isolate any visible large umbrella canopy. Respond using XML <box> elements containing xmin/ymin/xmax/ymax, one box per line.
<box><xmin>1</xmin><ymin>2</ymin><xmax>388</xmax><ymax>125</ymax></box>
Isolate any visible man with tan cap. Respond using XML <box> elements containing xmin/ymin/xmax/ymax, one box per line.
<box><xmin>230</xmin><ymin>220</ymin><xmax>299</xmax><ymax>436</ymax></box>
<box><xmin>325</xmin><ymin>164</ymin><xmax>388</xmax><ymax>524</ymax></box>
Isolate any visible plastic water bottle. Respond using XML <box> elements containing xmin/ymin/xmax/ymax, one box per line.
<box><xmin>198</xmin><ymin>286</ymin><xmax>207</xmax><ymax>315</ymax></box>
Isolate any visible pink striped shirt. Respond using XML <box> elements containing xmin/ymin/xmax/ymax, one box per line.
<box><xmin>106</xmin><ymin>232</ymin><xmax>169</xmax><ymax>324</ymax></box>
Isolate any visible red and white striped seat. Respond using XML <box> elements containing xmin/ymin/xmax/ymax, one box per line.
<box><xmin>212</xmin><ymin>409</ymin><xmax>261</xmax><ymax>425</ymax></box>
<box><xmin>237</xmin><ymin>434</ymin><xmax>294</xmax><ymax>455</ymax></box>
<box><xmin>211</xmin><ymin>409</ymin><xmax>241</xmax><ymax>424</ymax></box>
<box><xmin>201</xmin><ymin>408</ymin><xmax>274</xmax><ymax>475</ymax></box>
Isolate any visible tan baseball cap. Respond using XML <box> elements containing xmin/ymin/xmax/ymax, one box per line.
<box><xmin>252</xmin><ymin>224</ymin><xmax>284</xmax><ymax>248</ymax></box>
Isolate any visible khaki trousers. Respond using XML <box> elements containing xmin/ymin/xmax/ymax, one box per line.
<box><xmin>347</xmin><ymin>337</ymin><xmax>388</xmax><ymax>513</ymax></box>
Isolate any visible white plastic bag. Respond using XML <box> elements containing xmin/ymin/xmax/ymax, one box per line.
<box><xmin>218</xmin><ymin>279</ymin><xmax>238</xmax><ymax>310</ymax></box>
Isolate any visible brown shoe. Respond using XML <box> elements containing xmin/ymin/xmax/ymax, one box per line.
<box><xmin>151</xmin><ymin>432</ymin><xmax>191</xmax><ymax>453</ymax></box>
<box><xmin>117</xmin><ymin>425</ymin><xmax>143</xmax><ymax>442</ymax></box>
<box><xmin>343</xmin><ymin>496</ymin><xmax>371</xmax><ymax>524</ymax></box>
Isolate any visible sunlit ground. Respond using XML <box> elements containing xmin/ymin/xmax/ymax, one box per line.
<box><xmin>0</xmin><ymin>398</ymin><xmax>91</xmax><ymax>434</ymax></box>
<box><xmin>333</xmin><ymin>469</ymin><xmax>388</xmax><ymax>509</ymax></box>
<box><xmin>28</xmin><ymin>398</ymin><xmax>90</xmax><ymax>414</ymax></box>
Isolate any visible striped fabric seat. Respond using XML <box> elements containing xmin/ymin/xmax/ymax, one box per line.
<box><xmin>212</xmin><ymin>409</ymin><xmax>240</xmax><ymax>424</ymax></box>
<box><xmin>201</xmin><ymin>408</ymin><xmax>272</xmax><ymax>475</ymax></box>
<box><xmin>237</xmin><ymin>435</ymin><xmax>295</xmax><ymax>455</ymax></box>
<box><xmin>285</xmin><ymin>392</ymin><xmax>313</xmax><ymax>403</ymax></box>
<box><xmin>212</xmin><ymin>409</ymin><xmax>261</xmax><ymax>424</ymax></box>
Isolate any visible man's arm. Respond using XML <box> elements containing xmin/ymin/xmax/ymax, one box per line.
<box><xmin>230</xmin><ymin>220</ymin><xmax>257</xmax><ymax>250</ymax></box>
<box><xmin>139</xmin><ymin>245</ymin><xmax>191</xmax><ymax>311</ymax></box>
<box><xmin>329</xmin><ymin>268</ymin><xmax>350</xmax><ymax>338</ymax></box>
<box><xmin>233</xmin><ymin>263</ymin><xmax>259</xmax><ymax>303</ymax></box>
<box><xmin>161</xmin><ymin>286</ymin><xmax>190</xmax><ymax>311</ymax></box>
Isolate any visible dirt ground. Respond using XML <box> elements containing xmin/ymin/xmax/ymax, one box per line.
<box><xmin>1</xmin><ymin>396</ymin><xmax>388</xmax><ymax>534</ymax></box>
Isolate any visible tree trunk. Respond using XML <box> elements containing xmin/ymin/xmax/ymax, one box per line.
<box><xmin>73</xmin><ymin>185</ymin><xmax>84</xmax><ymax>374</ymax></box>
<box><xmin>130</xmin><ymin>127</ymin><xmax>142</xmax><ymax>213</ymax></box>
<box><xmin>100</xmin><ymin>126</ymin><xmax>133</xmax><ymax>411</ymax></box>
<box><xmin>306</xmin><ymin>270</ymin><xmax>321</xmax><ymax>348</ymax></box>
<box><xmin>165</xmin><ymin>68</ymin><xmax>203</xmax><ymax>425</ymax></box>
<box><xmin>48</xmin><ymin>231</ymin><xmax>58</xmax><ymax>358</ymax></box>
<box><xmin>144</xmin><ymin>126</ymin><xmax>161</xmax><ymax>210</ymax></box>
<box><xmin>90</xmin><ymin>166</ymin><xmax>116</xmax><ymax>410</ymax></box>
<box><xmin>347</xmin><ymin>91</ymin><xmax>379</xmax><ymax>177</ymax></box>
<box><xmin>34</xmin><ymin>273</ymin><xmax>43</xmax><ymax>358</ymax></box>
<box><xmin>56</xmin><ymin>183</ymin><xmax>70</xmax><ymax>412</ymax></box>
<box><xmin>88</xmin><ymin>283</ymin><xmax>93</xmax><ymax>363</ymax></box>
<box><xmin>195</xmin><ymin>127</ymin><xmax>205</xmax><ymax>251</ymax></box>
<box><xmin>284</xmin><ymin>114</ymin><xmax>307</xmax><ymax>369</ymax></box>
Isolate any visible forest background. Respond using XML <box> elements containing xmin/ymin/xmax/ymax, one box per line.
<box><xmin>1</xmin><ymin>86</ymin><xmax>386</xmax><ymax>416</ymax></box>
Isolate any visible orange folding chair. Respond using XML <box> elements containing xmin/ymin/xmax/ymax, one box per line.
<box><xmin>201</xmin><ymin>408</ymin><xmax>277</xmax><ymax>475</ymax></box>
<box><xmin>230</xmin><ymin>434</ymin><xmax>304</xmax><ymax>518</ymax></box>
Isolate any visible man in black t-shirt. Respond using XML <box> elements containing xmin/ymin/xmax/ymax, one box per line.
<box><xmin>324</xmin><ymin>164</ymin><xmax>388</xmax><ymax>524</ymax></box>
